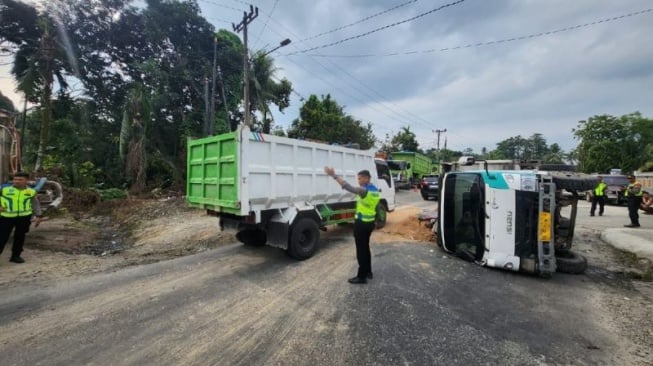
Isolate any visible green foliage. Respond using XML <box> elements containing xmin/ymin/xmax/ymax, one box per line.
<box><xmin>0</xmin><ymin>91</ymin><xmax>15</xmax><ymax>112</ymax></box>
<box><xmin>287</xmin><ymin>94</ymin><xmax>376</xmax><ymax>149</ymax></box>
<box><xmin>492</xmin><ymin>133</ymin><xmax>562</xmax><ymax>162</ymax></box>
<box><xmin>96</xmin><ymin>188</ymin><xmax>128</xmax><ymax>201</ymax></box>
<box><xmin>391</xmin><ymin>126</ymin><xmax>419</xmax><ymax>152</ymax></box>
<box><xmin>573</xmin><ymin>112</ymin><xmax>653</xmax><ymax>173</ymax></box>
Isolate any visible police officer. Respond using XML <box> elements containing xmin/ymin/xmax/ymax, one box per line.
<box><xmin>590</xmin><ymin>176</ymin><xmax>607</xmax><ymax>216</ymax></box>
<box><xmin>624</xmin><ymin>175</ymin><xmax>643</xmax><ymax>228</ymax></box>
<box><xmin>325</xmin><ymin>167</ymin><xmax>380</xmax><ymax>284</ymax></box>
<box><xmin>0</xmin><ymin>172</ymin><xmax>42</xmax><ymax>263</ymax></box>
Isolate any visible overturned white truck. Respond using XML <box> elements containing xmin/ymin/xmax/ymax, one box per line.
<box><xmin>186</xmin><ymin>126</ymin><xmax>396</xmax><ymax>260</ymax></box>
<box><xmin>436</xmin><ymin>157</ymin><xmax>596</xmax><ymax>277</ymax></box>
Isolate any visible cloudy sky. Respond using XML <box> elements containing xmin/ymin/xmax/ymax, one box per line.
<box><xmin>2</xmin><ymin>0</ymin><xmax>652</xmax><ymax>154</ymax></box>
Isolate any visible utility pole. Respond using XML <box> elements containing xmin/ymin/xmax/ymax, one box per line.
<box><xmin>216</xmin><ymin>66</ymin><xmax>232</xmax><ymax>131</ymax></box>
<box><xmin>433</xmin><ymin>128</ymin><xmax>447</xmax><ymax>163</ymax></box>
<box><xmin>209</xmin><ymin>35</ymin><xmax>218</xmax><ymax>135</ymax></box>
<box><xmin>233</xmin><ymin>5</ymin><xmax>258</xmax><ymax>128</ymax></box>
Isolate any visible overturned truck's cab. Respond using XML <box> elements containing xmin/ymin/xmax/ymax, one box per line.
<box><xmin>436</xmin><ymin>158</ymin><xmax>596</xmax><ymax>277</ymax></box>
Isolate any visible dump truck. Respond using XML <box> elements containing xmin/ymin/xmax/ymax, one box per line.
<box><xmin>186</xmin><ymin>126</ymin><xmax>396</xmax><ymax>260</ymax></box>
<box><xmin>387</xmin><ymin>151</ymin><xmax>435</xmax><ymax>189</ymax></box>
<box><xmin>435</xmin><ymin>157</ymin><xmax>596</xmax><ymax>277</ymax></box>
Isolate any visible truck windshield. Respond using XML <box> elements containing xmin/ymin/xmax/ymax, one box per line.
<box><xmin>441</xmin><ymin>173</ymin><xmax>485</xmax><ymax>261</ymax></box>
<box><xmin>387</xmin><ymin>160</ymin><xmax>406</xmax><ymax>170</ymax></box>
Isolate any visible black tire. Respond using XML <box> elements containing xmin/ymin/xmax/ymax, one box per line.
<box><xmin>555</xmin><ymin>250</ymin><xmax>588</xmax><ymax>274</ymax></box>
<box><xmin>538</xmin><ymin>164</ymin><xmax>576</xmax><ymax>172</ymax></box>
<box><xmin>551</xmin><ymin>173</ymin><xmax>597</xmax><ymax>192</ymax></box>
<box><xmin>421</xmin><ymin>194</ymin><xmax>429</xmax><ymax>201</ymax></box>
<box><xmin>375</xmin><ymin>202</ymin><xmax>388</xmax><ymax>229</ymax></box>
<box><xmin>236</xmin><ymin>229</ymin><xmax>267</xmax><ymax>247</ymax></box>
<box><xmin>288</xmin><ymin>218</ymin><xmax>320</xmax><ymax>260</ymax></box>
<box><xmin>558</xmin><ymin>216</ymin><xmax>571</xmax><ymax>228</ymax></box>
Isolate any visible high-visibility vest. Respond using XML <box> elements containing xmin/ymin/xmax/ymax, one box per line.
<box><xmin>594</xmin><ymin>182</ymin><xmax>607</xmax><ymax>196</ymax></box>
<box><xmin>0</xmin><ymin>186</ymin><xmax>36</xmax><ymax>217</ymax></box>
<box><xmin>356</xmin><ymin>184</ymin><xmax>380</xmax><ymax>222</ymax></box>
<box><xmin>625</xmin><ymin>181</ymin><xmax>643</xmax><ymax>197</ymax></box>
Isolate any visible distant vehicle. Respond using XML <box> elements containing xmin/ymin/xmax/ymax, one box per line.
<box><xmin>387</xmin><ymin>151</ymin><xmax>437</xmax><ymax>190</ymax></box>
<box><xmin>585</xmin><ymin>174</ymin><xmax>629</xmax><ymax>205</ymax></box>
<box><xmin>420</xmin><ymin>174</ymin><xmax>439</xmax><ymax>200</ymax></box>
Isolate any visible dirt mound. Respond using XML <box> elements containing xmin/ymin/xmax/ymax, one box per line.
<box><xmin>373</xmin><ymin>206</ymin><xmax>435</xmax><ymax>243</ymax></box>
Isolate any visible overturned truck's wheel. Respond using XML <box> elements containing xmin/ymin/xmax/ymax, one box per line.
<box><xmin>288</xmin><ymin>218</ymin><xmax>320</xmax><ymax>260</ymax></box>
<box><xmin>375</xmin><ymin>202</ymin><xmax>387</xmax><ymax>229</ymax></box>
<box><xmin>236</xmin><ymin>229</ymin><xmax>267</xmax><ymax>247</ymax></box>
<box><xmin>551</xmin><ymin>173</ymin><xmax>597</xmax><ymax>192</ymax></box>
<box><xmin>555</xmin><ymin>250</ymin><xmax>588</xmax><ymax>274</ymax></box>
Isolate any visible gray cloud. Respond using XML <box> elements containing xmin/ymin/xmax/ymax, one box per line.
<box><xmin>2</xmin><ymin>0</ymin><xmax>651</xmax><ymax>155</ymax></box>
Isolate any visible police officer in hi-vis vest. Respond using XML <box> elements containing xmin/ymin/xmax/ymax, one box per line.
<box><xmin>624</xmin><ymin>175</ymin><xmax>643</xmax><ymax>228</ymax></box>
<box><xmin>590</xmin><ymin>176</ymin><xmax>607</xmax><ymax>216</ymax></box>
<box><xmin>0</xmin><ymin>172</ymin><xmax>43</xmax><ymax>263</ymax></box>
<box><xmin>325</xmin><ymin>167</ymin><xmax>380</xmax><ymax>284</ymax></box>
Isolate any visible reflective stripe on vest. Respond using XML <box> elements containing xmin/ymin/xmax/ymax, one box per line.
<box><xmin>0</xmin><ymin>186</ymin><xmax>36</xmax><ymax>217</ymax></box>
<box><xmin>625</xmin><ymin>182</ymin><xmax>643</xmax><ymax>197</ymax></box>
<box><xmin>356</xmin><ymin>184</ymin><xmax>380</xmax><ymax>222</ymax></box>
<box><xmin>594</xmin><ymin>182</ymin><xmax>607</xmax><ymax>196</ymax></box>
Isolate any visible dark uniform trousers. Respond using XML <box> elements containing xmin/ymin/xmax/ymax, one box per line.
<box><xmin>627</xmin><ymin>196</ymin><xmax>642</xmax><ymax>226</ymax></box>
<box><xmin>353</xmin><ymin>220</ymin><xmax>375</xmax><ymax>278</ymax></box>
<box><xmin>590</xmin><ymin>195</ymin><xmax>606</xmax><ymax>215</ymax></box>
<box><xmin>0</xmin><ymin>215</ymin><xmax>32</xmax><ymax>257</ymax></box>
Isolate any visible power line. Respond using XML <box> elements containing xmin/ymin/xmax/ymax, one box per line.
<box><xmin>255</xmin><ymin>16</ymin><xmax>423</xmax><ymax>130</ymax></box>
<box><xmin>253</xmin><ymin>0</ymin><xmax>278</xmax><ymax>48</ymax></box>
<box><xmin>300</xmin><ymin>8</ymin><xmax>653</xmax><ymax>58</ymax></box>
<box><xmin>299</xmin><ymin>0</ymin><xmax>420</xmax><ymax>43</ymax></box>
<box><xmin>199</xmin><ymin>0</ymin><xmax>246</xmax><ymax>13</ymax></box>
<box><xmin>285</xmin><ymin>0</ymin><xmax>466</xmax><ymax>55</ymax></box>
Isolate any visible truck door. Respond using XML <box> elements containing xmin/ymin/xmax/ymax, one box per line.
<box><xmin>375</xmin><ymin>161</ymin><xmax>396</xmax><ymax>211</ymax></box>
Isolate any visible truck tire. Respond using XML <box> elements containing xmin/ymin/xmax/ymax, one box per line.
<box><xmin>555</xmin><ymin>250</ymin><xmax>588</xmax><ymax>274</ymax></box>
<box><xmin>375</xmin><ymin>202</ymin><xmax>387</xmax><ymax>229</ymax></box>
<box><xmin>288</xmin><ymin>218</ymin><xmax>320</xmax><ymax>260</ymax></box>
<box><xmin>551</xmin><ymin>173</ymin><xmax>597</xmax><ymax>192</ymax></box>
<box><xmin>236</xmin><ymin>229</ymin><xmax>267</xmax><ymax>247</ymax></box>
<box><xmin>538</xmin><ymin>164</ymin><xmax>576</xmax><ymax>172</ymax></box>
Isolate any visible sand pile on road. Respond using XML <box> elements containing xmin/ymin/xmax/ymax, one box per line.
<box><xmin>373</xmin><ymin>206</ymin><xmax>435</xmax><ymax>243</ymax></box>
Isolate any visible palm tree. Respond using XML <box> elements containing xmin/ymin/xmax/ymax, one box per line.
<box><xmin>8</xmin><ymin>9</ymin><xmax>69</xmax><ymax>171</ymax></box>
<box><xmin>248</xmin><ymin>51</ymin><xmax>291</xmax><ymax>133</ymax></box>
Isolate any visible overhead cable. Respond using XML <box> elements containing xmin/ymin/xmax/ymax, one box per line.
<box><xmin>285</xmin><ymin>0</ymin><xmax>466</xmax><ymax>55</ymax></box>
<box><xmin>299</xmin><ymin>0</ymin><xmax>421</xmax><ymax>43</ymax></box>
<box><xmin>299</xmin><ymin>8</ymin><xmax>653</xmax><ymax>58</ymax></box>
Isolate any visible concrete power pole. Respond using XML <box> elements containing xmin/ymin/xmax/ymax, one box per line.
<box><xmin>433</xmin><ymin>128</ymin><xmax>447</xmax><ymax>163</ymax></box>
<box><xmin>232</xmin><ymin>6</ymin><xmax>258</xmax><ymax>128</ymax></box>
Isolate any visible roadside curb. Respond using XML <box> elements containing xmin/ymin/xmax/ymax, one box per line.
<box><xmin>601</xmin><ymin>228</ymin><xmax>653</xmax><ymax>261</ymax></box>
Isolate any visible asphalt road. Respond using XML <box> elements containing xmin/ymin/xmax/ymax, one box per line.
<box><xmin>0</xmin><ymin>190</ymin><xmax>649</xmax><ymax>365</ymax></box>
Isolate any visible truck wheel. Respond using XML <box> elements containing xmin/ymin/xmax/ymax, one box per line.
<box><xmin>551</xmin><ymin>173</ymin><xmax>597</xmax><ymax>192</ymax></box>
<box><xmin>555</xmin><ymin>250</ymin><xmax>588</xmax><ymax>274</ymax></box>
<box><xmin>288</xmin><ymin>218</ymin><xmax>320</xmax><ymax>260</ymax></box>
<box><xmin>375</xmin><ymin>202</ymin><xmax>387</xmax><ymax>229</ymax></box>
<box><xmin>236</xmin><ymin>229</ymin><xmax>267</xmax><ymax>247</ymax></box>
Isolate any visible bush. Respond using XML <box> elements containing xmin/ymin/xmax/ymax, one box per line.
<box><xmin>97</xmin><ymin>188</ymin><xmax>128</xmax><ymax>201</ymax></box>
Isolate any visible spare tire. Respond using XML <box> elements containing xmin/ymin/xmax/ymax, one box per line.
<box><xmin>555</xmin><ymin>250</ymin><xmax>588</xmax><ymax>274</ymax></box>
<box><xmin>551</xmin><ymin>173</ymin><xmax>597</xmax><ymax>192</ymax></box>
<box><xmin>236</xmin><ymin>229</ymin><xmax>267</xmax><ymax>247</ymax></box>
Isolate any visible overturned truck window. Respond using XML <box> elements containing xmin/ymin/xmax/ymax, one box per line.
<box><xmin>442</xmin><ymin>173</ymin><xmax>485</xmax><ymax>261</ymax></box>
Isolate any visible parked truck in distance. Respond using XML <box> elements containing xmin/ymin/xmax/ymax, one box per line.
<box><xmin>187</xmin><ymin>126</ymin><xmax>396</xmax><ymax>260</ymax></box>
<box><xmin>436</xmin><ymin>157</ymin><xmax>596</xmax><ymax>277</ymax></box>
<box><xmin>387</xmin><ymin>151</ymin><xmax>436</xmax><ymax>190</ymax></box>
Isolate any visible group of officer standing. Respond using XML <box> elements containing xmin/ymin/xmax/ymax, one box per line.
<box><xmin>589</xmin><ymin>174</ymin><xmax>645</xmax><ymax>228</ymax></box>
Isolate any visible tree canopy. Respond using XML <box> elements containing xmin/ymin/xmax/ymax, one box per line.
<box><xmin>573</xmin><ymin>112</ymin><xmax>653</xmax><ymax>173</ymax></box>
<box><xmin>287</xmin><ymin>94</ymin><xmax>376</xmax><ymax>149</ymax></box>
